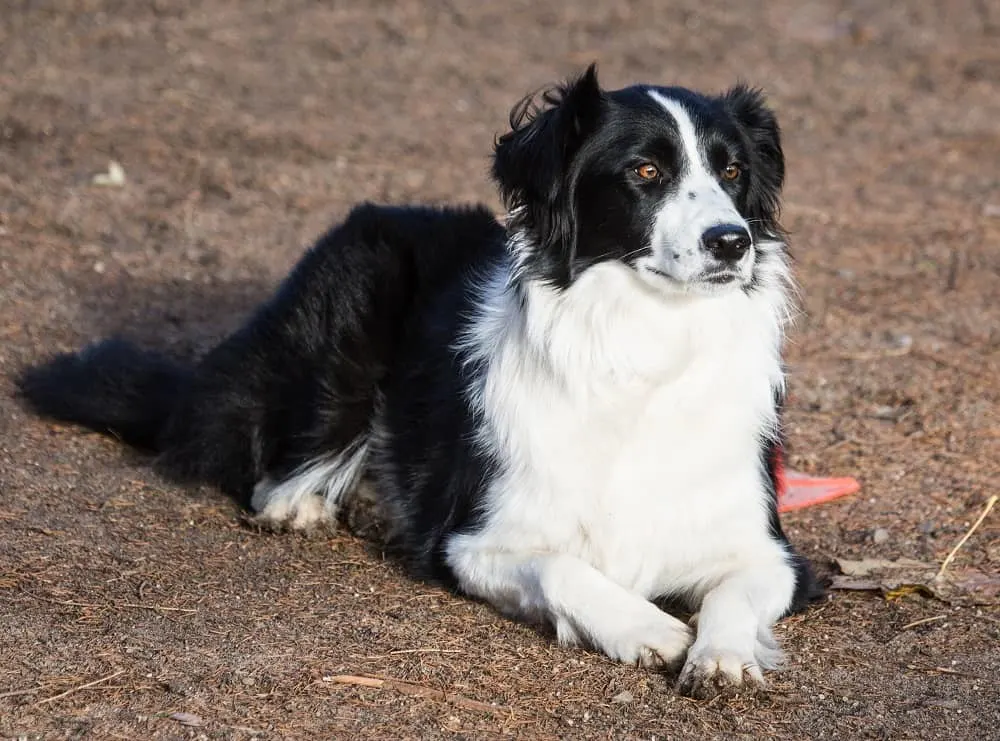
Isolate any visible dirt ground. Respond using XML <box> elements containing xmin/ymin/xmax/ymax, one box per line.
<box><xmin>1</xmin><ymin>1</ymin><xmax>998</xmax><ymax>739</ymax></box>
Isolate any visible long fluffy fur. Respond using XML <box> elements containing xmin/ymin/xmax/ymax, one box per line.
<box><xmin>18</xmin><ymin>66</ymin><xmax>820</xmax><ymax>696</ymax></box>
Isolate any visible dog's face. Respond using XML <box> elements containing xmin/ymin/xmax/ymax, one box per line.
<box><xmin>493</xmin><ymin>66</ymin><xmax>785</xmax><ymax>294</ymax></box>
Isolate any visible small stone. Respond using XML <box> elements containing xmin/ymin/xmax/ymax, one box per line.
<box><xmin>883</xmin><ymin>331</ymin><xmax>913</xmax><ymax>350</ymax></box>
<box><xmin>611</xmin><ymin>690</ymin><xmax>635</xmax><ymax>704</ymax></box>
<box><xmin>872</xmin><ymin>528</ymin><xmax>890</xmax><ymax>545</ymax></box>
<box><xmin>168</xmin><ymin>711</ymin><xmax>203</xmax><ymax>726</ymax></box>
<box><xmin>92</xmin><ymin>160</ymin><xmax>126</xmax><ymax>187</ymax></box>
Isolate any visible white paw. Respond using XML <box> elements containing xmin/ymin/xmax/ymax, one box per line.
<box><xmin>257</xmin><ymin>495</ymin><xmax>327</xmax><ymax>529</ymax></box>
<box><xmin>251</xmin><ymin>478</ymin><xmax>332</xmax><ymax>530</ymax></box>
<box><xmin>676</xmin><ymin>645</ymin><xmax>765</xmax><ymax>698</ymax></box>
<box><xmin>597</xmin><ymin>609</ymin><xmax>694</xmax><ymax>669</ymax></box>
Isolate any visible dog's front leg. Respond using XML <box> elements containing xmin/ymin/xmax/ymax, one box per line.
<box><xmin>677</xmin><ymin>557</ymin><xmax>796</xmax><ymax>697</ymax></box>
<box><xmin>446</xmin><ymin>543</ymin><xmax>692</xmax><ymax>668</ymax></box>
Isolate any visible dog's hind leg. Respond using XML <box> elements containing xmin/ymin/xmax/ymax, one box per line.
<box><xmin>154</xmin><ymin>207</ymin><xmax>430</xmax><ymax>525</ymax></box>
<box><xmin>250</xmin><ymin>436</ymin><xmax>370</xmax><ymax>530</ymax></box>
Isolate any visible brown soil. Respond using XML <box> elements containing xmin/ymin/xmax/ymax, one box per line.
<box><xmin>2</xmin><ymin>2</ymin><xmax>998</xmax><ymax>739</ymax></box>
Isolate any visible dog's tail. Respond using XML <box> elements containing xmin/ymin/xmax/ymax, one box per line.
<box><xmin>16</xmin><ymin>338</ymin><xmax>190</xmax><ymax>450</ymax></box>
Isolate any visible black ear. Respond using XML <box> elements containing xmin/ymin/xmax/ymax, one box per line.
<box><xmin>722</xmin><ymin>86</ymin><xmax>785</xmax><ymax>235</ymax></box>
<box><xmin>492</xmin><ymin>64</ymin><xmax>604</xmax><ymax>286</ymax></box>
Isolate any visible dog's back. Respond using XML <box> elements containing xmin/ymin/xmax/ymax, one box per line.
<box><xmin>19</xmin><ymin>204</ymin><xmax>504</xmax><ymax>509</ymax></box>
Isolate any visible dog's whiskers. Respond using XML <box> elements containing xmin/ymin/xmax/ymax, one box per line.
<box><xmin>591</xmin><ymin>245</ymin><xmax>648</xmax><ymax>263</ymax></box>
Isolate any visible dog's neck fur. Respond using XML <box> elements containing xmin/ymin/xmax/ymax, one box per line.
<box><xmin>483</xmin><ymin>228</ymin><xmax>794</xmax><ymax>399</ymax></box>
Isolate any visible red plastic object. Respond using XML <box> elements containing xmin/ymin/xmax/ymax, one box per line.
<box><xmin>778</xmin><ymin>469</ymin><xmax>860</xmax><ymax>512</ymax></box>
<box><xmin>777</xmin><ymin>457</ymin><xmax>861</xmax><ymax>512</ymax></box>
<box><xmin>775</xmin><ymin>451</ymin><xmax>860</xmax><ymax>512</ymax></box>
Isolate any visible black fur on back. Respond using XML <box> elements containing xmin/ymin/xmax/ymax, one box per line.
<box><xmin>18</xmin><ymin>204</ymin><xmax>504</xmax><ymax>538</ymax></box>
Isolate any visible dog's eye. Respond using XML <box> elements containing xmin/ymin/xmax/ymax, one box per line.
<box><xmin>721</xmin><ymin>163</ymin><xmax>741</xmax><ymax>181</ymax></box>
<box><xmin>634</xmin><ymin>163</ymin><xmax>660</xmax><ymax>181</ymax></box>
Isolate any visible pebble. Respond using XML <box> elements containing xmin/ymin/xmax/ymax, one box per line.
<box><xmin>872</xmin><ymin>527</ymin><xmax>890</xmax><ymax>545</ymax></box>
<box><xmin>92</xmin><ymin>160</ymin><xmax>126</xmax><ymax>187</ymax></box>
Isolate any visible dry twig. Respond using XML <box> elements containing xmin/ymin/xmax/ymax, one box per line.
<box><xmin>325</xmin><ymin>674</ymin><xmax>505</xmax><ymax>715</ymax></box>
<box><xmin>936</xmin><ymin>495</ymin><xmax>997</xmax><ymax>580</ymax></box>
<box><xmin>359</xmin><ymin>648</ymin><xmax>464</xmax><ymax>659</ymax></box>
<box><xmin>34</xmin><ymin>670</ymin><xmax>125</xmax><ymax>706</ymax></box>
<box><xmin>28</xmin><ymin>594</ymin><xmax>197</xmax><ymax>613</ymax></box>
<box><xmin>900</xmin><ymin>615</ymin><xmax>947</xmax><ymax>630</ymax></box>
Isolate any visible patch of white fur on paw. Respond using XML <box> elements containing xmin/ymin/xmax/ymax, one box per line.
<box><xmin>251</xmin><ymin>477</ymin><xmax>332</xmax><ymax>531</ymax></box>
<box><xmin>249</xmin><ymin>442</ymin><xmax>367</xmax><ymax>532</ymax></box>
<box><xmin>255</xmin><ymin>492</ymin><xmax>328</xmax><ymax>530</ymax></box>
<box><xmin>597</xmin><ymin>611</ymin><xmax>693</xmax><ymax>669</ymax></box>
<box><xmin>676</xmin><ymin>646</ymin><xmax>766</xmax><ymax>699</ymax></box>
<box><xmin>755</xmin><ymin>626</ymin><xmax>785</xmax><ymax>671</ymax></box>
<box><xmin>555</xmin><ymin>618</ymin><xmax>583</xmax><ymax>648</ymax></box>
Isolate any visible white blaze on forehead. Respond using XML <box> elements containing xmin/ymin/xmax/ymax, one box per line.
<box><xmin>646</xmin><ymin>90</ymin><xmax>712</xmax><ymax>182</ymax></box>
<box><xmin>637</xmin><ymin>89</ymin><xmax>752</xmax><ymax>287</ymax></box>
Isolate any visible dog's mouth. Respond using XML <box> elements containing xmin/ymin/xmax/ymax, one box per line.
<box><xmin>700</xmin><ymin>270</ymin><xmax>740</xmax><ymax>285</ymax></box>
<box><xmin>645</xmin><ymin>267</ymin><xmax>744</xmax><ymax>290</ymax></box>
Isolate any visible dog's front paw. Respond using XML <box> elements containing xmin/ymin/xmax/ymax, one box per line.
<box><xmin>676</xmin><ymin>646</ymin><xmax>765</xmax><ymax>699</ymax></box>
<box><xmin>599</xmin><ymin>610</ymin><xmax>694</xmax><ymax>669</ymax></box>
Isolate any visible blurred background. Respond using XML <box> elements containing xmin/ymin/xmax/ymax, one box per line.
<box><xmin>1</xmin><ymin>2</ymin><xmax>998</xmax><ymax>739</ymax></box>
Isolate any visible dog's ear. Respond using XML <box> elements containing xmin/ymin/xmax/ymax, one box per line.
<box><xmin>493</xmin><ymin>64</ymin><xmax>604</xmax><ymax>286</ymax></box>
<box><xmin>722</xmin><ymin>86</ymin><xmax>785</xmax><ymax>235</ymax></box>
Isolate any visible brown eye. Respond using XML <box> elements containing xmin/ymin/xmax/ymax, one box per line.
<box><xmin>634</xmin><ymin>163</ymin><xmax>660</xmax><ymax>181</ymax></box>
<box><xmin>721</xmin><ymin>163</ymin><xmax>741</xmax><ymax>181</ymax></box>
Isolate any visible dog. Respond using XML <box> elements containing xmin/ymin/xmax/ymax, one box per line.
<box><xmin>18</xmin><ymin>65</ymin><xmax>820</xmax><ymax>697</ymax></box>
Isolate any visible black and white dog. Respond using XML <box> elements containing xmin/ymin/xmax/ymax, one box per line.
<box><xmin>19</xmin><ymin>66</ymin><xmax>819</xmax><ymax>697</ymax></box>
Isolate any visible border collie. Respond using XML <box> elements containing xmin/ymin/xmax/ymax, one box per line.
<box><xmin>18</xmin><ymin>65</ymin><xmax>819</xmax><ymax>697</ymax></box>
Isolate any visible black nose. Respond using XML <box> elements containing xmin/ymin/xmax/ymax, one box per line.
<box><xmin>701</xmin><ymin>224</ymin><xmax>752</xmax><ymax>262</ymax></box>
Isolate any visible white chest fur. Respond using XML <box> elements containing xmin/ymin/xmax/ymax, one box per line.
<box><xmin>457</xmin><ymin>259</ymin><xmax>790</xmax><ymax>602</ymax></box>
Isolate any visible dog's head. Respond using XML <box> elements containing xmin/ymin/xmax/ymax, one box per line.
<box><xmin>493</xmin><ymin>65</ymin><xmax>786</xmax><ymax>294</ymax></box>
